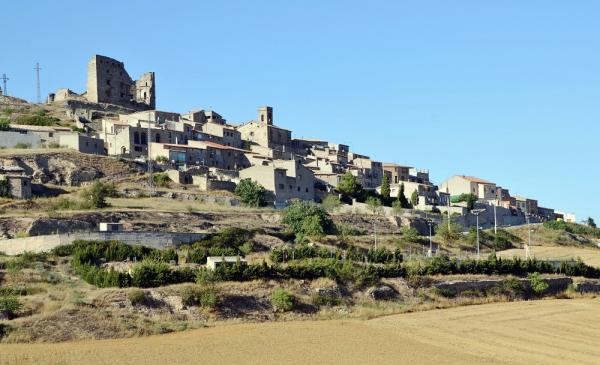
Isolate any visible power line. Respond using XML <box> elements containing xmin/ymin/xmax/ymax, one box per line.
<box><xmin>34</xmin><ymin>63</ymin><xmax>42</xmax><ymax>104</ymax></box>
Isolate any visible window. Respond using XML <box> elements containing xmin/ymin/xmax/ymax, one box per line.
<box><xmin>306</xmin><ymin>188</ymin><xmax>309</xmax><ymax>193</ymax></box>
<box><xmin>134</xmin><ymin>132</ymin><xmax>140</xmax><ymax>144</ymax></box>
<box><xmin>297</xmin><ymin>186</ymin><xmax>300</xmax><ymax>192</ymax></box>
<box><xmin>155</xmin><ymin>133</ymin><xmax>160</xmax><ymax>143</ymax></box>
<box><xmin>141</xmin><ymin>132</ymin><xmax>147</xmax><ymax>145</ymax></box>
<box><xmin>106</xmin><ymin>79</ymin><xmax>111</xmax><ymax>86</ymax></box>
<box><xmin>49</xmin><ymin>132</ymin><xmax>54</xmax><ymax>138</ymax></box>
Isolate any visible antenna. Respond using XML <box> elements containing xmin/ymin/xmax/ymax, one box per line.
<box><xmin>34</xmin><ymin>63</ymin><xmax>42</xmax><ymax>104</ymax></box>
<box><xmin>1</xmin><ymin>74</ymin><xmax>9</xmax><ymax>96</ymax></box>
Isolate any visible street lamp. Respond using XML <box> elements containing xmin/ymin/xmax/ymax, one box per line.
<box><xmin>426</xmin><ymin>219</ymin><xmax>434</xmax><ymax>257</ymax></box>
<box><xmin>525</xmin><ymin>213</ymin><xmax>533</xmax><ymax>260</ymax></box>
<box><xmin>471</xmin><ymin>208</ymin><xmax>486</xmax><ymax>259</ymax></box>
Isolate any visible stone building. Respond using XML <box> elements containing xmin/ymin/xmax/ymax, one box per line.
<box><xmin>238</xmin><ymin>106</ymin><xmax>292</xmax><ymax>157</ymax></box>
<box><xmin>150</xmin><ymin>141</ymin><xmax>251</xmax><ymax>171</ymax></box>
<box><xmin>239</xmin><ymin>159</ymin><xmax>315</xmax><ymax>206</ymax></box>
<box><xmin>58</xmin><ymin>134</ymin><xmax>105</xmax><ymax>155</ymax></box>
<box><xmin>0</xmin><ymin>166</ymin><xmax>32</xmax><ymax>199</ymax></box>
<box><xmin>383</xmin><ymin>163</ymin><xmax>411</xmax><ymax>184</ymax></box>
<box><xmin>440</xmin><ymin>175</ymin><xmax>498</xmax><ymax>201</ymax></box>
<box><xmin>86</xmin><ymin>55</ymin><xmax>155</xmax><ymax>110</ymax></box>
<box><xmin>100</xmin><ymin>118</ymin><xmax>193</xmax><ymax>157</ymax></box>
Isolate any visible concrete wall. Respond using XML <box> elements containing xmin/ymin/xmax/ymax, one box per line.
<box><xmin>0</xmin><ymin>131</ymin><xmax>42</xmax><ymax>148</ymax></box>
<box><xmin>0</xmin><ymin>231</ymin><xmax>208</xmax><ymax>255</ymax></box>
<box><xmin>59</xmin><ymin>134</ymin><xmax>105</xmax><ymax>155</ymax></box>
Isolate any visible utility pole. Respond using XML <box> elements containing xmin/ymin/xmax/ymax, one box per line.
<box><xmin>471</xmin><ymin>208</ymin><xmax>486</xmax><ymax>259</ymax></box>
<box><xmin>1</xmin><ymin>73</ymin><xmax>9</xmax><ymax>96</ymax></box>
<box><xmin>494</xmin><ymin>203</ymin><xmax>498</xmax><ymax>236</ymax></box>
<box><xmin>427</xmin><ymin>219</ymin><xmax>433</xmax><ymax>257</ymax></box>
<box><xmin>147</xmin><ymin>110</ymin><xmax>154</xmax><ymax>194</ymax></box>
<box><xmin>525</xmin><ymin>213</ymin><xmax>532</xmax><ymax>260</ymax></box>
<box><xmin>34</xmin><ymin>63</ymin><xmax>42</xmax><ymax>104</ymax></box>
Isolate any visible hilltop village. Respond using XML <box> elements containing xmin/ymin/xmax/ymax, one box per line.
<box><xmin>0</xmin><ymin>54</ymin><xmax>575</xmax><ymax>227</ymax></box>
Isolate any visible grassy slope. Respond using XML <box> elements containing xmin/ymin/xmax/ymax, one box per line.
<box><xmin>2</xmin><ymin>298</ymin><xmax>599</xmax><ymax>365</ymax></box>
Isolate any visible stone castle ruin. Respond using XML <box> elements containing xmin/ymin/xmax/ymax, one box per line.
<box><xmin>48</xmin><ymin>55</ymin><xmax>155</xmax><ymax>112</ymax></box>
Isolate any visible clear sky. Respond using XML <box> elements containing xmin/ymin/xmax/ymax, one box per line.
<box><xmin>3</xmin><ymin>1</ymin><xmax>599</xmax><ymax>221</ymax></box>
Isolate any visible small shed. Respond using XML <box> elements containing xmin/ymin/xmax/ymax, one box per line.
<box><xmin>206</xmin><ymin>256</ymin><xmax>248</xmax><ymax>270</ymax></box>
<box><xmin>99</xmin><ymin>222</ymin><xmax>124</xmax><ymax>232</ymax></box>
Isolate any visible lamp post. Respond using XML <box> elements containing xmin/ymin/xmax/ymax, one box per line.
<box><xmin>427</xmin><ymin>219</ymin><xmax>434</xmax><ymax>257</ymax></box>
<box><xmin>471</xmin><ymin>208</ymin><xmax>486</xmax><ymax>259</ymax></box>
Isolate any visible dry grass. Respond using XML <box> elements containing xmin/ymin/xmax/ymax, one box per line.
<box><xmin>498</xmin><ymin>245</ymin><xmax>600</xmax><ymax>267</ymax></box>
<box><xmin>2</xmin><ymin>298</ymin><xmax>599</xmax><ymax>365</ymax></box>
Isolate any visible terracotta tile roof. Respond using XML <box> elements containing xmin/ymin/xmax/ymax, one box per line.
<box><xmin>459</xmin><ymin>175</ymin><xmax>494</xmax><ymax>184</ymax></box>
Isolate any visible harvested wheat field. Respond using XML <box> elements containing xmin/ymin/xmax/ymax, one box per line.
<box><xmin>498</xmin><ymin>246</ymin><xmax>600</xmax><ymax>267</ymax></box>
<box><xmin>2</xmin><ymin>298</ymin><xmax>599</xmax><ymax>365</ymax></box>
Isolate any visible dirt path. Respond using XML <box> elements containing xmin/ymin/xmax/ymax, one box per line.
<box><xmin>2</xmin><ymin>298</ymin><xmax>599</xmax><ymax>365</ymax></box>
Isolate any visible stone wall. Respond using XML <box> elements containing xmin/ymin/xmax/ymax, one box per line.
<box><xmin>0</xmin><ymin>231</ymin><xmax>208</xmax><ymax>255</ymax></box>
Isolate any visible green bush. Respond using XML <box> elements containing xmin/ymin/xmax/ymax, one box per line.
<box><xmin>282</xmin><ymin>200</ymin><xmax>333</xmax><ymax>242</ymax></box>
<box><xmin>128</xmin><ymin>288</ymin><xmax>146</xmax><ymax>305</ymax></box>
<box><xmin>322</xmin><ymin>195</ymin><xmax>341</xmax><ymax>212</ymax></box>
<box><xmin>235</xmin><ymin>179</ymin><xmax>266</xmax><ymax>207</ymax></box>
<box><xmin>0</xmin><ymin>295</ymin><xmax>22</xmax><ymax>319</ymax></box>
<box><xmin>543</xmin><ymin>220</ymin><xmax>600</xmax><ymax>238</ymax></box>
<box><xmin>271</xmin><ymin>288</ymin><xmax>294</xmax><ymax>312</ymax></box>
<box><xmin>14</xmin><ymin>143</ymin><xmax>30</xmax><ymax>149</ymax></box>
<box><xmin>312</xmin><ymin>293</ymin><xmax>341</xmax><ymax>306</ymax></box>
<box><xmin>528</xmin><ymin>272</ymin><xmax>549</xmax><ymax>294</ymax></box>
<box><xmin>155</xmin><ymin>156</ymin><xmax>169</xmax><ymax>164</ymax></box>
<box><xmin>0</xmin><ymin>118</ymin><xmax>9</xmax><ymax>131</ymax></box>
<box><xmin>79</xmin><ymin>180</ymin><xmax>118</xmax><ymax>209</ymax></box>
<box><xmin>153</xmin><ymin>173</ymin><xmax>171</xmax><ymax>187</ymax></box>
<box><xmin>15</xmin><ymin>111</ymin><xmax>59</xmax><ymax>126</ymax></box>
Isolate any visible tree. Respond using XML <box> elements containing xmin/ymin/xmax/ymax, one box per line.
<box><xmin>282</xmin><ymin>200</ymin><xmax>332</xmax><ymax>242</ymax></box>
<box><xmin>366</xmin><ymin>196</ymin><xmax>383</xmax><ymax>215</ymax></box>
<box><xmin>80</xmin><ymin>180</ymin><xmax>117</xmax><ymax>209</ymax></box>
<box><xmin>435</xmin><ymin>217</ymin><xmax>463</xmax><ymax>245</ymax></box>
<box><xmin>587</xmin><ymin>217</ymin><xmax>597</xmax><ymax>228</ymax></box>
<box><xmin>400</xmin><ymin>226</ymin><xmax>420</xmax><ymax>243</ymax></box>
<box><xmin>337</xmin><ymin>172</ymin><xmax>362</xmax><ymax>197</ymax></box>
<box><xmin>391</xmin><ymin>200</ymin><xmax>404</xmax><ymax>216</ymax></box>
<box><xmin>380</xmin><ymin>174</ymin><xmax>390</xmax><ymax>199</ymax></box>
<box><xmin>0</xmin><ymin>118</ymin><xmax>10</xmax><ymax>131</ymax></box>
<box><xmin>410</xmin><ymin>190</ymin><xmax>419</xmax><ymax>207</ymax></box>
<box><xmin>397</xmin><ymin>183</ymin><xmax>410</xmax><ymax>208</ymax></box>
<box><xmin>235</xmin><ymin>179</ymin><xmax>266</xmax><ymax>207</ymax></box>
<box><xmin>452</xmin><ymin>193</ymin><xmax>477</xmax><ymax>210</ymax></box>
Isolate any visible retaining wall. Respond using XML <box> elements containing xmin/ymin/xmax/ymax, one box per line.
<box><xmin>0</xmin><ymin>231</ymin><xmax>208</xmax><ymax>255</ymax></box>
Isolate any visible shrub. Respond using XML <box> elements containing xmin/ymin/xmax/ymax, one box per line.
<box><xmin>528</xmin><ymin>272</ymin><xmax>549</xmax><ymax>294</ymax></box>
<box><xmin>235</xmin><ymin>179</ymin><xmax>266</xmax><ymax>207</ymax></box>
<box><xmin>131</xmin><ymin>260</ymin><xmax>175</xmax><ymax>288</ymax></box>
<box><xmin>79</xmin><ymin>180</ymin><xmax>118</xmax><ymax>209</ymax></box>
<box><xmin>282</xmin><ymin>200</ymin><xmax>333</xmax><ymax>242</ymax></box>
<box><xmin>400</xmin><ymin>226</ymin><xmax>420</xmax><ymax>243</ymax></box>
<box><xmin>322</xmin><ymin>195</ymin><xmax>341</xmax><ymax>212</ymax></box>
<box><xmin>0</xmin><ymin>295</ymin><xmax>22</xmax><ymax>319</ymax></box>
<box><xmin>312</xmin><ymin>293</ymin><xmax>341</xmax><ymax>306</ymax></box>
<box><xmin>15</xmin><ymin>111</ymin><xmax>59</xmax><ymax>126</ymax></box>
<box><xmin>155</xmin><ymin>156</ymin><xmax>169</xmax><ymax>164</ymax></box>
<box><xmin>271</xmin><ymin>288</ymin><xmax>294</xmax><ymax>312</ymax></box>
<box><xmin>153</xmin><ymin>173</ymin><xmax>171</xmax><ymax>187</ymax></box>
<box><xmin>0</xmin><ymin>179</ymin><xmax>9</xmax><ymax>198</ymax></box>
<box><xmin>128</xmin><ymin>288</ymin><xmax>146</xmax><ymax>305</ymax></box>
<box><xmin>365</xmin><ymin>196</ymin><xmax>383</xmax><ymax>215</ymax></box>
<box><xmin>435</xmin><ymin>218</ymin><xmax>463</xmax><ymax>245</ymax></box>
<box><xmin>0</xmin><ymin>118</ymin><xmax>9</xmax><ymax>131</ymax></box>
<box><xmin>410</xmin><ymin>190</ymin><xmax>419</xmax><ymax>207</ymax></box>
<box><xmin>14</xmin><ymin>143</ymin><xmax>30</xmax><ymax>149</ymax></box>
<box><xmin>180</xmin><ymin>285</ymin><xmax>203</xmax><ymax>306</ymax></box>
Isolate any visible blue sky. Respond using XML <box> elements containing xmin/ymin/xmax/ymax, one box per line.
<box><xmin>3</xmin><ymin>1</ymin><xmax>599</xmax><ymax>221</ymax></box>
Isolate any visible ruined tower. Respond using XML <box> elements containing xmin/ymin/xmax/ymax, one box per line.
<box><xmin>86</xmin><ymin>55</ymin><xmax>155</xmax><ymax>110</ymax></box>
